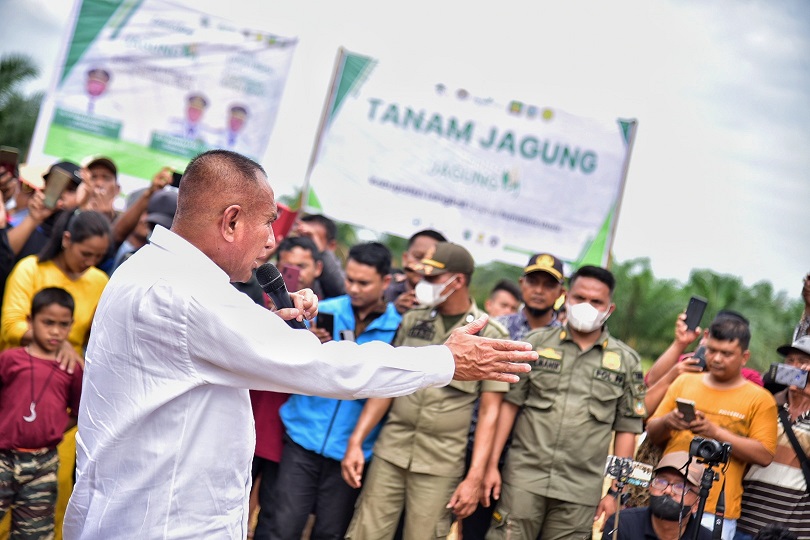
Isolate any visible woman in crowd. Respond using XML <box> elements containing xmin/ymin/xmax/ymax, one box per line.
<box><xmin>1</xmin><ymin>209</ymin><xmax>111</xmax><ymax>364</ymax></box>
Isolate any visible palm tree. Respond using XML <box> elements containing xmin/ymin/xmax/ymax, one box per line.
<box><xmin>0</xmin><ymin>53</ymin><xmax>44</xmax><ymax>159</ymax></box>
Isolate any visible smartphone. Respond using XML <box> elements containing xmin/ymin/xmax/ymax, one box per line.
<box><xmin>769</xmin><ymin>362</ymin><xmax>809</xmax><ymax>389</ymax></box>
<box><xmin>692</xmin><ymin>345</ymin><xmax>707</xmax><ymax>370</ymax></box>
<box><xmin>279</xmin><ymin>263</ymin><xmax>301</xmax><ymax>292</ymax></box>
<box><xmin>0</xmin><ymin>146</ymin><xmax>19</xmax><ymax>176</ymax></box>
<box><xmin>169</xmin><ymin>171</ymin><xmax>183</xmax><ymax>188</ymax></box>
<box><xmin>272</xmin><ymin>202</ymin><xmax>298</xmax><ymax>245</ymax></box>
<box><xmin>675</xmin><ymin>398</ymin><xmax>697</xmax><ymax>423</ymax></box>
<box><xmin>316</xmin><ymin>312</ymin><xmax>334</xmax><ymax>336</ymax></box>
<box><xmin>43</xmin><ymin>166</ymin><xmax>73</xmax><ymax>209</ymax></box>
<box><xmin>684</xmin><ymin>296</ymin><xmax>708</xmax><ymax>331</ymax></box>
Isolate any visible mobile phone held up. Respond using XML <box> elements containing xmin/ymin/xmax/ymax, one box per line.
<box><xmin>42</xmin><ymin>166</ymin><xmax>73</xmax><ymax>209</ymax></box>
<box><xmin>692</xmin><ymin>345</ymin><xmax>707</xmax><ymax>370</ymax></box>
<box><xmin>768</xmin><ymin>362</ymin><xmax>809</xmax><ymax>389</ymax></box>
<box><xmin>278</xmin><ymin>263</ymin><xmax>301</xmax><ymax>292</ymax></box>
<box><xmin>684</xmin><ymin>296</ymin><xmax>708</xmax><ymax>331</ymax></box>
<box><xmin>316</xmin><ymin>312</ymin><xmax>334</xmax><ymax>337</ymax></box>
<box><xmin>171</xmin><ymin>171</ymin><xmax>183</xmax><ymax>188</ymax></box>
<box><xmin>675</xmin><ymin>398</ymin><xmax>697</xmax><ymax>423</ymax></box>
<box><xmin>0</xmin><ymin>146</ymin><xmax>19</xmax><ymax>177</ymax></box>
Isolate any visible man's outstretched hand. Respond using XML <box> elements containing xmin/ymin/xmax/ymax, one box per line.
<box><xmin>446</xmin><ymin>315</ymin><xmax>535</xmax><ymax>383</ymax></box>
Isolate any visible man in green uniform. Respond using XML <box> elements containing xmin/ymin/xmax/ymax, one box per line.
<box><xmin>344</xmin><ymin>242</ymin><xmax>510</xmax><ymax>540</ymax></box>
<box><xmin>485</xmin><ymin>265</ymin><xmax>646</xmax><ymax>540</ymax></box>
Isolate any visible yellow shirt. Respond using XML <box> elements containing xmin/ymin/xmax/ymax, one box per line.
<box><xmin>649</xmin><ymin>373</ymin><xmax>778</xmax><ymax>519</ymax></box>
<box><xmin>1</xmin><ymin>255</ymin><xmax>109</xmax><ymax>355</ymax></box>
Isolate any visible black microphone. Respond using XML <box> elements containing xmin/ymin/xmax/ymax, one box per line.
<box><xmin>256</xmin><ymin>263</ymin><xmax>307</xmax><ymax>329</ymax></box>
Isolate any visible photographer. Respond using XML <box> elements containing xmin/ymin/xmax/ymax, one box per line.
<box><xmin>603</xmin><ymin>452</ymin><xmax>711</xmax><ymax>540</ymax></box>
<box><xmin>737</xmin><ymin>337</ymin><xmax>810</xmax><ymax>540</ymax></box>
<box><xmin>646</xmin><ymin>316</ymin><xmax>778</xmax><ymax>540</ymax></box>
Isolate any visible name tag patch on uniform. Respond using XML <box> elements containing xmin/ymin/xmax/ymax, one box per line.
<box><xmin>407</xmin><ymin>321</ymin><xmax>435</xmax><ymax>341</ymax></box>
<box><xmin>594</xmin><ymin>368</ymin><xmax>625</xmax><ymax>386</ymax></box>
<box><xmin>535</xmin><ymin>348</ymin><xmax>563</xmax><ymax>372</ymax></box>
<box><xmin>602</xmin><ymin>351</ymin><xmax>622</xmax><ymax>371</ymax></box>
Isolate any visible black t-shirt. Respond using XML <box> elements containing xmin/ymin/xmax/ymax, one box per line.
<box><xmin>602</xmin><ymin>507</ymin><xmax>712</xmax><ymax>540</ymax></box>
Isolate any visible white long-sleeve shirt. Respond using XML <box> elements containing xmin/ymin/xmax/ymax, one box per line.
<box><xmin>64</xmin><ymin>226</ymin><xmax>453</xmax><ymax>539</ymax></box>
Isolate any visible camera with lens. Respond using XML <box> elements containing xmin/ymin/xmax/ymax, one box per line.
<box><xmin>689</xmin><ymin>436</ymin><xmax>731</xmax><ymax>465</ymax></box>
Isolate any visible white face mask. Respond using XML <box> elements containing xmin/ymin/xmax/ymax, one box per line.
<box><xmin>414</xmin><ymin>275</ymin><xmax>458</xmax><ymax>308</ymax></box>
<box><xmin>567</xmin><ymin>300</ymin><xmax>611</xmax><ymax>333</ymax></box>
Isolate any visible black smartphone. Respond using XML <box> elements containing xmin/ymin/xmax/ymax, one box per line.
<box><xmin>768</xmin><ymin>362</ymin><xmax>809</xmax><ymax>389</ymax></box>
<box><xmin>684</xmin><ymin>296</ymin><xmax>708</xmax><ymax>331</ymax></box>
<box><xmin>0</xmin><ymin>146</ymin><xmax>19</xmax><ymax>176</ymax></box>
<box><xmin>317</xmin><ymin>312</ymin><xmax>334</xmax><ymax>336</ymax></box>
<box><xmin>675</xmin><ymin>398</ymin><xmax>697</xmax><ymax>423</ymax></box>
<box><xmin>692</xmin><ymin>345</ymin><xmax>707</xmax><ymax>370</ymax></box>
<box><xmin>171</xmin><ymin>171</ymin><xmax>183</xmax><ymax>188</ymax></box>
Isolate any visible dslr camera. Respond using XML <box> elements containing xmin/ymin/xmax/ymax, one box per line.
<box><xmin>689</xmin><ymin>436</ymin><xmax>731</xmax><ymax>465</ymax></box>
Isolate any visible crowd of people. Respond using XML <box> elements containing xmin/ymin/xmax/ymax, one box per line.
<box><xmin>0</xmin><ymin>150</ymin><xmax>808</xmax><ymax>540</ymax></box>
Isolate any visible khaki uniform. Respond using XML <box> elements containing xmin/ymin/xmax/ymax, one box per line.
<box><xmin>487</xmin><ymin>325</ymin><xmax>645</xmax><ymax>540</ymax></box>
<box><xmin>347</xmin><ymin>302</ymin><xmax>508</xmax><ymax>540</ymax></box>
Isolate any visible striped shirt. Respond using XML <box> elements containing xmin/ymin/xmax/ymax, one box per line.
<box><xmin>738</xmin><ymin>398</ymin><xmax>810</xmax><ymax>540</ymax></box>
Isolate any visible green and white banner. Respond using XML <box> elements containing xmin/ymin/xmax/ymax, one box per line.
<box><xmin>30</xmin><ymin>0</ymin><xmax>296</xmax><ymax>185</ymax></box>
<box><xmin>307</xmin><ymin>49</ymin><xmax>636</xmax><ymax>268</ymax></box>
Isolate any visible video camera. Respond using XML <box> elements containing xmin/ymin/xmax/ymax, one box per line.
<box><xmin>689</xmin><ymin>436</ymin><xmax>731</xmax><ymax>466</ymax></box>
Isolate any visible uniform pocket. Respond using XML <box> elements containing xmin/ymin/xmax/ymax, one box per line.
<box><xmin>588</xmin><ymin>377</ymin><xmax>624</xmax><ymax>423</ymax></box>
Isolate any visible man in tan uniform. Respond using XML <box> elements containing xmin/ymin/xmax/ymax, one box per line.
<box><xmin>343</xmin><ymin>242</ymin><xmax>509</xmax><ymax>539</ymax></box>
<box><xmin>485</xmin><ymin>265</ymin><xmax>646</xmax><ymax>540</ymax></box>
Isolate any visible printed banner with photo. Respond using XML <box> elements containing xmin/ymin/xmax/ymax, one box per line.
<box><xmin>306</xmin><ymin>49</ymin><xmax>636</xmax><ymax>268</ymax></box>
<box><xmin>29</xmin><ymin>0</ymin><xmax>296</xmax><ymax>186</ymax></box>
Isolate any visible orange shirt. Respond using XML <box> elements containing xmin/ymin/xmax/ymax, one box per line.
<box><xmin>649</xmin><ymin>373</ymin><xmax>778</xmax><ymax>519</ymax></box>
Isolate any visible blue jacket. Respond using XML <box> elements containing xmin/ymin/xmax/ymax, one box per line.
<box><xmin>280</xmin><ymin>295</ymin><xmax>402</xmax><ymax>461</ymax></box>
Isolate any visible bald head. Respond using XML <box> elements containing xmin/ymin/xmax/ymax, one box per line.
<box><xmin>174</xmin><ymin>150</ymin><xmax>268</xmax><ymax>226</ymax></box>
<box><xmin>173</xmin><ymin>150</ymin><xmax>278</xmax><ymax>282</ymax></box>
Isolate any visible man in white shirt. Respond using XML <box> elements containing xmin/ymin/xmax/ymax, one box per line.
<box><xmin>63</xmin><ymin>150</ymin><xmax>535</xmax><ymax>540</ymax></box>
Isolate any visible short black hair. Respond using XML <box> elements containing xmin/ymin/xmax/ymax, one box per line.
<box><xmin>300</xmin><ymin>214</ymin><xmax>338</xmax><ymax>243</ymax></box>
<box><xmin>568</xmin><ymin>265</ymin><xmax>616</xmax><ymax>296</ymax></box>
<box><xmin>277</xmin><ymin>236</ymin><xmax>321</xmax><ymax>262</ymax></box>
<box><xmin>490</xmin><ymin>279</ymin><xmax>522</xmax><ymax>303</ymax></box>
<box><xmin>713</xmin><ymin>309</ymin><xmax>750</xmax><ymax>327</ymax></box>
<box><xmin>348</xmin><ymin>242</ymin><xmax>392</xmax><ymax>277</ymax></box>
<box><xmin>407</xmin><ymin>229</ymin><xmax>447</xmax><ymax>248</ymax></box>
<box><xmin>709</xmin><ymin>315</ymin><xmax>751</xmax><ymax>351</ymax></box>
<box><xmin>31</xmin><ymin>287</ymin><xmax>75</xmax><ymax>317</ymax></box>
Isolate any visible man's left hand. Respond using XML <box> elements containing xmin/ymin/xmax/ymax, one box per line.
<box><xmin>274</xmin><ymin>288</ymin><xmax>318</xmax><ymax>323</ymax></box>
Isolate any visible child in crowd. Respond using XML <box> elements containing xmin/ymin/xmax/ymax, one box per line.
<box><xmin>0</xmin><ymin>287</ymin><xmax>81</xmax><ymax>538</ymax></box>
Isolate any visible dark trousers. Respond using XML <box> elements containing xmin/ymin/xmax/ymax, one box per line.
<box><xmin>267</xmin><ymin>437</ymin><xmax>361</xmax><ymax>540</ymax></box>
<box><xmin>252</xmin><ymin>456</ymin><xmax>280</xmax><ymax>540</ymax></box>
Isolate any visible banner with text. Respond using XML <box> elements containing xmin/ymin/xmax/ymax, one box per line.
<box><xmin>306</xmin><ymin>49</ymin><xmax>636</xmax><ymax>268</ymax></box>
<box><xmin>30</xmin><ymin>0</ymin><xmax>296</xmax><ymax>184</ymax></box>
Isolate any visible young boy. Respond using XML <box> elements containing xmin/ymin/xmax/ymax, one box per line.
<box><xmin>0</xmin><ymin>287</ymin><xmax>81</xmax><ymax>538</ymax></box>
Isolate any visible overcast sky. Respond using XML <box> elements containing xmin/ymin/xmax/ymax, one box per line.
<box><xmin>2</xmin><ymin>0</ymin><xmax>808</xmax><ymax>297</ymax></box>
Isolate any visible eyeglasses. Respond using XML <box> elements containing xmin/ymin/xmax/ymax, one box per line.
<box><xmin>650</xmin><ymin>476</ymin><xmax>693</xmax><ymax>498</ymax></box>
